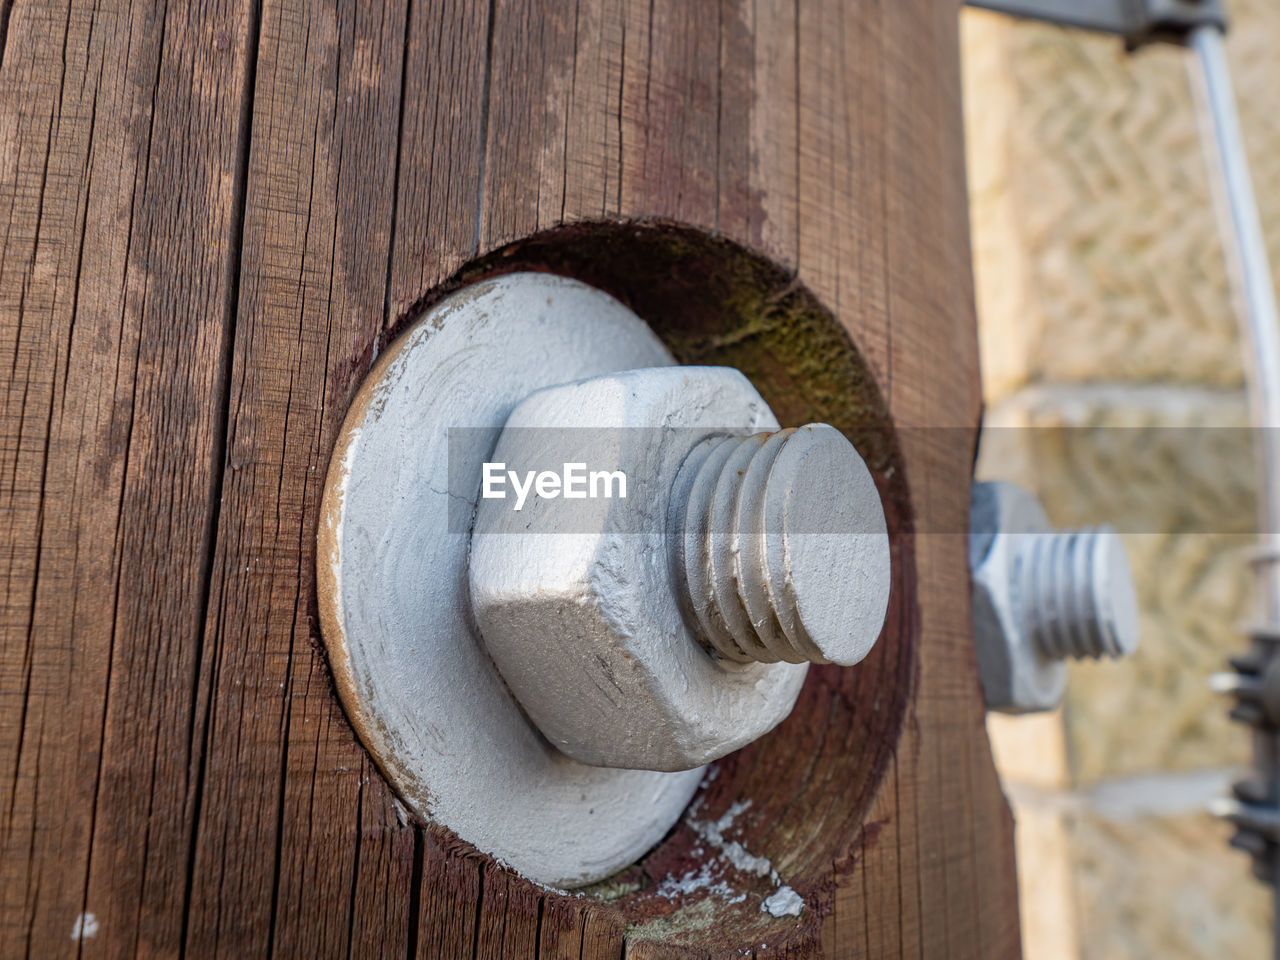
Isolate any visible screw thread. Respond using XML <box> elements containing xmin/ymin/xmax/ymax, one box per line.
<box><xmin>671</xmin><ymin>423</ymin><xmax>889</xmax><ymax>669</ymax></box>
<box><xmin>1020</xmin><ymin>527</ymin><xmax>1138</xmax><ymax>662</ymax></box>
<box><xmin>674</xmin><ymin>430</ymin><xmax>820</xmax><ymax>665</ymax></box>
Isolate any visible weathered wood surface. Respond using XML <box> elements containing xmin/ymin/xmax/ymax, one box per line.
<box><xmin>0</xmin><ymin>0</ymin><xmax>1019</xmax><ymax>957</ymax></box>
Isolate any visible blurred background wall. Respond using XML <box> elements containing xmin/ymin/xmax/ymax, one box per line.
<box><xmin>961</xmin><ymin>3</ymin><xmax>1280</xmax><ymax>956</ymax></box>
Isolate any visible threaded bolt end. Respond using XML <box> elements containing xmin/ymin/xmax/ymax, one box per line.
<box><xmin>1019</xmin><ymin>527</ymin><xmax>1140</xmax><ymax>662</ymax></box>
<box><xmin>671</xmin><ymin>424</ymin><xmax>890</xmax><ymax>667</ymax></box>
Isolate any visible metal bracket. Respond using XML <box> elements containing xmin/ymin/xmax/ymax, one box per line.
<box><xmin>965</xmin><ymin>0</ymin><xmax>1227</xmax><ymax>49</ymax></box>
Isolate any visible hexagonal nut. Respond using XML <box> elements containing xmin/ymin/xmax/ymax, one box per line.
<box><xmin>969</xmin><ymin>482</ymin><xmax>1065</xmax><ymax>714</ymax></box>
<box><xmin>468</xmin><ymin>365</ymin><xmax>810</xmax><ymax>772</ymax></box>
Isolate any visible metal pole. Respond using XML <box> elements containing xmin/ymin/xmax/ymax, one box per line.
<box><xmin>1188</xmin><ymin>23</ymin><xmax>1280</xmax><ymax>958</ymax></box>
<box><xmin>1188</xmin><ymin>25</ymin><xmax>1280</xmax><ymax>573</ymax></box>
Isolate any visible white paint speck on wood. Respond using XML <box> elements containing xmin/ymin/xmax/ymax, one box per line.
<box><xmin>762</xmin><ymin>886</ymin><xmax>804</xmax><ymax>917</ymax></box>
<box><xmin>71</xmin><ymin>912</ymin><xmax>98</xmax><ymax>940</ymax></box>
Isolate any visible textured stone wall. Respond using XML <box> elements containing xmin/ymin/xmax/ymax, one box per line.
<box><xmin>962</xmin><ymin>3</ymin><xmax>1280</xmax><ymax>956</ymax></box>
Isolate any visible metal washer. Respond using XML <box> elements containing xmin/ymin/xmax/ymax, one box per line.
<box><xmin>317</xmin><ymin>273</ymin><xmax>704</xmax><ymax>888</ymax></box>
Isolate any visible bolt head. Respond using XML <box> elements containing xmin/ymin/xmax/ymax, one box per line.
<box><xmin>468</xmin><ymin>366</ymin><xmax>808</xmax><ymax>771</ymax></box>
<box><xmin>971</xmin><ymin>536</ymin><xmax>1068</xmax><ymax>713</ymax></box>
<box><xmin>970</xmin><ymin>482</ymin><xmax>1067</xmax><ymax>713</ymax></box>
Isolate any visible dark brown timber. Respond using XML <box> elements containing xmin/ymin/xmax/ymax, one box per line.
<box><xmin>0</xmin><ymin>0</ymin><xmax>1019</xmax><ymax>956</ymax></box>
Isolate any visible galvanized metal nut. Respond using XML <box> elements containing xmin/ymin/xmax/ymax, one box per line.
<box><xmin>468</xmin><ymin>365</ymin><xmax>892</xmax><ymax>772</ymax></box>
<box><xmin>969</xmin><ymin>481</ymin><xmax>1140</xmax><ymax>714</ymax></box>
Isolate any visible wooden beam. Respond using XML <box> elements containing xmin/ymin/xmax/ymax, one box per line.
<box><xmin>0</xmin><ymin>0</ymin><xmax>1019</xmax><ymax>956</ymax></box>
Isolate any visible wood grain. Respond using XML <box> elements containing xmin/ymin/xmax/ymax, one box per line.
<box><xmin>0</xmin><ymin>0</ymin><xmax>1020</xmax><ymax>956</ymax></box>
<box><xmin>0</xmin><ymin>0</ymin><xmax>256</xmax><ymax>955</ymax></box>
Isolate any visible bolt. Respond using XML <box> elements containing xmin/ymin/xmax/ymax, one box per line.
<box><xmin>672</xmin><ymin>424</ymin><xmax>890</xmax><ymax>666</ymax></box>
<box><xmin>1017</xmin><ymin>527</ymin><xmax>1139</xmax><ymax>662</ymax></box>
<box><xmin>470</xmin><ymin>366</ymin><xmax>892</xmax><ymax>770</ymax></box>
<box><xmin>970</xmin><ymin>481</ymin><xmax>1139</xmax><ymax>713</ymax></box>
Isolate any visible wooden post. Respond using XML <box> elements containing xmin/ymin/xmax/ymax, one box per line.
<box><xmin>0</xmin><ymin>0</ymin><xmax>1019</xmax><ymax>956</ymax></box>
